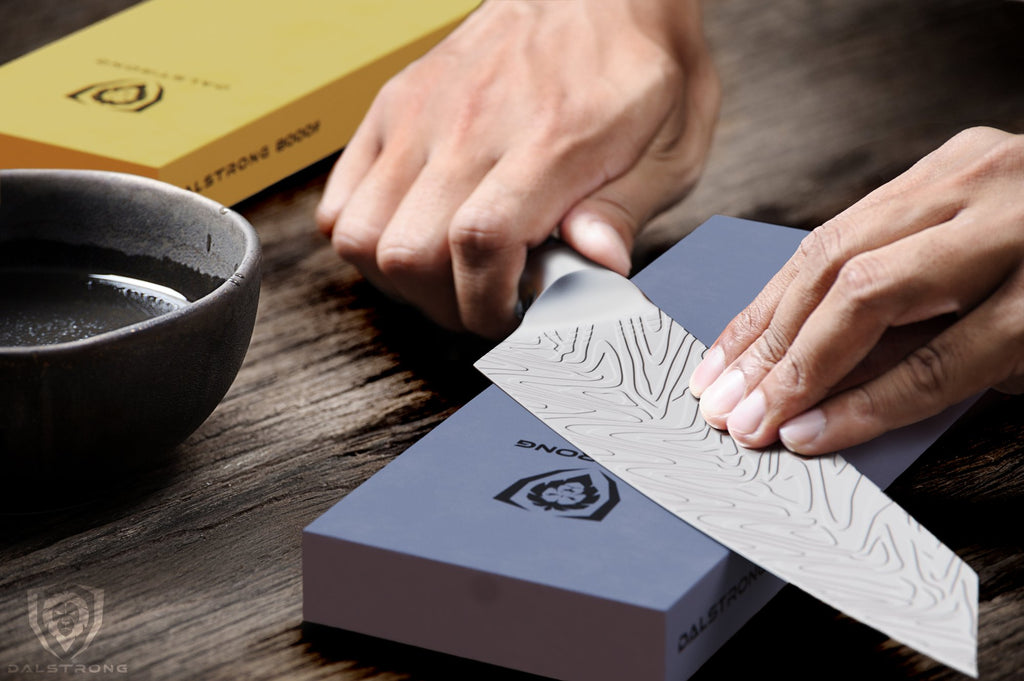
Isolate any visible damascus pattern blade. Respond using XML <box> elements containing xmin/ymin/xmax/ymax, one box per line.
<box><xmin>476</xmin><ymin>271</ymin><xmax>978</xmax><ymax>677</ymax></box>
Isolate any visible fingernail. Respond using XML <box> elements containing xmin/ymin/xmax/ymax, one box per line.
<box><xmin>779</xmin><ymin>409</ymin><xmax>826</xmax><ymax>452</ymax></box>
<box><xmin>571</xmin><ymin>216</ymin><xmax>631</xmax><ymax>275</ymax></box>
<box><xmin>727</xmin><ymin>388</ymin><xmax>765</xmax><ymax>437</ymax></box>
<box><xmin>690</xmin><ymin>346</ymin><xmax>725</xmax><ymax>397</ymax></box>
<box><xmin>699</xmin><ymin>369</ymin><xmax>746</xmax><ymax>421</ymax></box>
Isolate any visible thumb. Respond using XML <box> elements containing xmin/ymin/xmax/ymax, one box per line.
<box><xmin>560</xmin><ymin>128</ymin><xmax>710</xmax><ymax>276</ymax></box>
<box><xmin>560</xmin><ymin>156</ymin><xmax>688</xmax><ymax>276</ymax></box>
<box><xmin>560</xmin><ymin>207</ymin><xmax>635</xmax><ymax>276</ymax></box>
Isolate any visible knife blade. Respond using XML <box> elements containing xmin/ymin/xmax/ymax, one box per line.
<box><xmin>475</xmin><ymin>241</ymin><xmax>978</xmax><ymax>676</ymax></box>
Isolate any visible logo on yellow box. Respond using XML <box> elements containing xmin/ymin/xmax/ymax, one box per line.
<box><xmin>68</xmin><ymin>79</ymin><xmax>164</xmax><ymax>112</ymax></box>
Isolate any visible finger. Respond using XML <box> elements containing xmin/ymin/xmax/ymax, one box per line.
<box><xmin>561</xmin><ymin>213</ymin><xmax>633</xmax><ymax>276</ymax></box>
<box><xmin>330</xmin><ymin>142</ymin><xmax>428</xmax><ymax>299</ymax></box>
<box><xmin>779</xmin><ymin>265</ymin><xmax>1024</xmax><ymax>454</ymax></box>
<box><xmin>830</xmin><ymin>316</ymin><xmax>955</xmax><ymax>393</ymax></box>
<box><xmin>726</xmin><ymin>213</ymin><xmax>1023</xmax><ymax>448</ymax></box>
<box><xmin>697</xmin><ymin>220</ymin><xmax>874</xmax><ymax>428</ymax></box>
<box><xmin>315</xmin><ymin>110</ymin><xmax>383</xmax><ymax>236</ymax></box>
<box><xmin>449</xmin><ymin>148</ymin><xmax>600</xmax><ymax>338</ymax></box>
<box><xmin>690</xmin><ymin>253</ymin><xmax>801</xmax><ymax>398</ymax></box>
<box><xmin>696</xmin><ymin>178</ymin><xmax>974</xmax><ymax>426</ymax></box>
<box><xmin>693</xmin><ymin>130</ymin><xmax>1011</xmax><ymax>402</ymax></box>
<box><xmin>376</xmin><ymin>152</ymin><xmax>497</xmax><ymax>331</ymax></box>
<box><xmin>562</xmin><ymin>53</ymin><xmax>719</xmax><ymax>278</ymax></box>
<box><xmin>559</xmin><ymin>143</ymin><xmax>697</xmax><ymax>279</ymax></box>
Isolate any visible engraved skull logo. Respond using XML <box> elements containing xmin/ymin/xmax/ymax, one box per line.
<box><xmin>495</xmin><ymin>468</ymin><xmax>620</xmax><ymax>521</ymax></box>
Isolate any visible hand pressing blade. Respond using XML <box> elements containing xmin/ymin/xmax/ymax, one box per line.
<box><xmin>476</xmin><ymin>241</ymin><xmax>978</xmax><ymax>677</ymax></box>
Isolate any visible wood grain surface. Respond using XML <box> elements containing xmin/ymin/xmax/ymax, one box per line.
<box><xmin>2</xmin><ymin>1</ymin><xmax>1023</xmax><ymax>680</ymax></box>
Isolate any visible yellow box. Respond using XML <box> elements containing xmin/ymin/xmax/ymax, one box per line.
<box><xmin>0</xmin><ymin>0</ymin><xmax>477</xmax><ymax>205</ymax></box>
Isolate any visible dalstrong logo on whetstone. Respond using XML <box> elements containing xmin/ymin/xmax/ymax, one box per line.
<box><xmin>27</xmin><ymin>585</ymin><xmax>104</xmax><ymax>660</ymax></box>
<box><xmin>68</xmin><ymin>79</ymin><xmax>164</xmax><ymax>112</ymax></box>
<box><xmin>495</xmin><ymin>469</ymin><xmax>620</xmax><ymax>521</ymax></box>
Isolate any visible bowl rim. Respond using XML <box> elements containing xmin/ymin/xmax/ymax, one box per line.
<box><xmin>0</xmin><ymin>169</ymin><xmax>261</xmax><ymax>356</ymax></box>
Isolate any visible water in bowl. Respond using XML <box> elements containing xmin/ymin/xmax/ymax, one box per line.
<box><xmin>0</xmin><ymin>267</ymin><xmax>190</xmax><ymax>346</ymax></box>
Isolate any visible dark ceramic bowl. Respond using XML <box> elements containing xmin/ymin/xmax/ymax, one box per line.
<box><xmin>0</xmin><ymin>169</ymin><xmax>261</xmax><ymax>505</ymax></box>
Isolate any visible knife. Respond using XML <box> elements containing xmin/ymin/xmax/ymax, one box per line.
<box><xmin>475</xmin><ymin>241</ymin><xmax>978</xmax><ymax>676</ymax></box>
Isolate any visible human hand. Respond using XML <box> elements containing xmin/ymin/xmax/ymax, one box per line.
<box><xmin>689</xmin><ymin>126</ymin><xmax>1024</xmax><ymax>455</ymax></box>
<box><xmin>315</xmin><ymin>0</ymin><xmax>719</xmax><ymax>338</ymax></box>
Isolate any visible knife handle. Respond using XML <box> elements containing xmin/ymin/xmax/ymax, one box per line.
<box><xmin>517</xmin><ymin>240</ymin><xmax>608</xmax><ymax>317</ymax></box>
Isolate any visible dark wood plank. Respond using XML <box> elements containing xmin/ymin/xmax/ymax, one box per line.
<box><xmin>2</xmin><ymin>1</ymin><xmax>1023</xmax><ymax>679</ymax></box>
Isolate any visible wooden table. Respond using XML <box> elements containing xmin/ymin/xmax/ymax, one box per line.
<box><xmin>3</xmin><ymin>1</ymin><xmax>1023</xmax><ymax>679</ymax></box>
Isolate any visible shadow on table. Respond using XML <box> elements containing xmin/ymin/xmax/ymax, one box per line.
<box><xmin>0</xmin><ymin>444</ymin><xmax>184</xmax><ymax>547</ymax></box>
<box><xmin>330</xmin><ymin>278</ymin><xmax>494</xmax><ymax>402</ymax></box>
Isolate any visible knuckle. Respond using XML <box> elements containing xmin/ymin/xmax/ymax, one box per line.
<box><xmin>902</xmin><ymin>127</ymin><xmax>1006</xmax><ymax>189</ymax></box>
<box><xmin>948</xmin><ymin>125</ymin><xmax>1005</xmax><ymax>150</ymax></box>
<box><xmin>374</xmin><ymin>73</ymin><xmax>403</xmax><ymax>103</ymax></box>
<box><xmin>902</xmin><ymin>344</ymin><xmax>950</xmax><ymax>396</ymax></box>
<box><xmin>979</xmin><ymin>134</ymin><xmax>1024</xmax><ymax>170</ymax></box>
<box><xmin>751</xmin><ymin>324</ymin><xmax>791</xmax><ymax>365</ymax></box>
<box><xmin>376</xmin><ymin>242</ymin><xmax>430</xmax><ymax>279</ymax></box>
<box><xmin>374</xmin><ymin>57</ymin><xmax>447</xmax><ymax>120</ymax></box>
<box><xmin>798</xmin><ymin>222</ymin><xmax>848</xmax><ymax>276</ymax></box>
<box><xmin>718</xmin><ymin>301</ymin><xmax>773</xmax><ymax>357</ymax></box>
<box><xmin>380</xmin><ymin>55</ymin><xmax>434</xmax><ymax>96</ymax></box>
<box><xmin>833</xmin><ymin>253</ymin><xmax>889</xmax><ymax>316</ymax></box>
<box><xmin>775</xmin><ymin>347</ymin><xmax>815</xmax><ymax>397</ymax></box>
<box><xmin>449</xmin><ymin>207</ymin><xmax>513</xmax><ymax>258</ymax></box>
<box><xmin>330</xmin><ymin>221</ymin><xmax>377</xmax><ymax>262</ymax></box>
<box><xmin>732</xmin><ymin>305</ymin><xmax>766</xmax><ymax>336</ymax></box>
<box><xmin>845</xmin><ymin>383</ymin><xmax>884</xmax><ymax>423</ymax></box>
<box><xmin>374</xmin><ymin>72</ymin><xmax>415</xmax><ymax>111</ymax></box>
<box><xmin>640</xmin><ymin>50</ymin><xmax>685</xmax><ymax>100</ymax></box>
<box><xmin>951</xmin><ymin>130</ymin><xmax>1023</xmax><ymax>184</ymax></box>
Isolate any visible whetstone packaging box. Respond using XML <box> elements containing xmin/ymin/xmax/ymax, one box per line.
<box><xmin>0</xmin><ymin>0</ymin><xmax>477</xmax><ymax>206</ymax></box>
<box><xmin>303</xmin><ymin>216</ymin><xmax>974</xmax><ymax>681</ymax></box>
